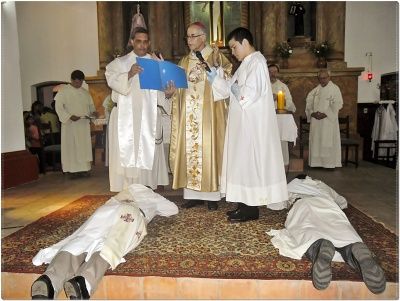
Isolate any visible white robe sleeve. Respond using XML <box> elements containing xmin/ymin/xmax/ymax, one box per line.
<box><xmin>211</xmin><ymin>68</ymin><xmax>232</xmax><ymax>100</ymax></box>
<box><xmin>305</xmin><ymin>87</ymin><xmax>318</xmax><ymax>122</ymax></box>
<box><xmin>55</xmin><ymin>89</ymin><xmax>71</xmax><ymax>123</ymax></box>
<box><xmin>324</xmin><ymin>84</ymin><xmax>343</xmax><ymax>123</ymax></box>
<box><xmin>105</xmin><ymin>59</ymin><xmax>135</xmax><ymax>96</ymax></box>
<box><xmin>235</xmin><ymin>61</ymin><xmax>267</xmax><ymax>109</ymax></box>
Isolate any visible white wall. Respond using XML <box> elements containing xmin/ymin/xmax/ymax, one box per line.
<box><xmin>345</xmin><ymin>2</ymin><xmax>398</xmax><ymax>103</ymax></box>
<box><xmin>16</xmin><ymin>1</ymin><xmax>99</xmax><ymax>110</ymax></box>
<box><xmin>1</xmin><ymin>2</ymin><xmax>26</xmax><ymax>153</ymax></box>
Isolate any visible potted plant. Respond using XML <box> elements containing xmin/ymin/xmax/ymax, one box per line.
<box><xmin>275</xmin><ymin>42</ymin><xmax>293</xmax><ymax>69</ymax></box>
<box><xmin>311</xmin><ymin>40</ymin><xmax>332</xmax><ymax>68</ymax></box>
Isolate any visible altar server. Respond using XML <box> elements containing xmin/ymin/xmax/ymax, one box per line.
<box><xmin>268</xmin><ymin>63</ymin><xmax>296</xmax><ymax>167</ymax></box>
<box><xmin>55</xmin><ymin>70</ymin><xmax>97</xmax><ymax>177</ymax></box>
<box><xmin>208</xmin><ymin>27</ymin><xmax>288</xmax><ymax>222</ymax></box>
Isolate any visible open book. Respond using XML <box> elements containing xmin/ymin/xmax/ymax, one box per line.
<box><xmin>136</xmin><ymin>57</ymin><xmax>188</xmax><ymax>91</ymax></box>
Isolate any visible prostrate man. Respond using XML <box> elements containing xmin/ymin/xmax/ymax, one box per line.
<box><xmin>267</xmin><ymin>175</ymin><xmax>386</xmax><ymax>294</ymax></box>
<box><xmin>268</xmin><ymin>63</ymin><xmax>296</xmax><ymax>168</ymax></box>
<box><xmin>105</xmin><ymin>27</ymin><xmax>174</xmax><ymax>192</ymax></box>
<box><xmin>169</xmin><ymin>22</ymin><xmax>232</xmax><ymax>211</ymax></box>
<box><xmin>208</xmin><ymin>27</ymin><xmax>288</xmax><ymax>222</ymax></box>
<box><xmin>305</xmin><ymin>69</ymin><xmax>343</xmax><ymax>168</ymax></box>
<box><xmin>31</xmin><ymin>184</ymin><xmax>179</xmax><ymax>299</ymax></box>
<box><xmin>55</xmin><ymin>70</ymin><xmax>97</xmax><ymax>177</ymax></box>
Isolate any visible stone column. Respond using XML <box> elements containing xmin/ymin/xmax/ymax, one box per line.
<box><xmin>248</xmin><ymin>2</ymin><xmax>263</xmax><ymax>50</ymax></box>
<box><xmin>256</xmin><ymin>2</ymin><xmax>288</xmax><ymax>61</ymax></box>
<box><xmin>97</xmin><ymin>2</ymin><xmax>124</xmax><ymax>71</ymax></box>
<box><xmin>315</xmin><ymin>2</ymin><xmax>345</xmax><ymax>62</ymax></box>
<box><xmin>148</xmin><ymin>2</ymin><xmax>173</xmax><ymax>59</ymax></box>
<box><xmin>170</xmin><ymin>2</ymin><xmax>186</xmax><ymax>60</ymax></box>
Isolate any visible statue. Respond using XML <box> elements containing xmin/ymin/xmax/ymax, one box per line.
<box><xmin>289</xmin><ymin>2</ymin><xmax>306</xmax><ymax>36</ymax></box>
<box><xmin>127</xmin><ymin>4</ymin><xmax>147</xmax><ymax>48</ymax></box>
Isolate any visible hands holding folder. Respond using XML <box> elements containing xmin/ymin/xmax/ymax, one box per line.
<box><xmin>135</xmin><ymin>53</ymin><xmax>188</xmax><ymax>97</ymax></box>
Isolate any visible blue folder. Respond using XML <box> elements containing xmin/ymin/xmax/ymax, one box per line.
<box><xmin>137</xmin><ymin>57</ymin><xmax>188</xmax><ymax>91</ymax></box>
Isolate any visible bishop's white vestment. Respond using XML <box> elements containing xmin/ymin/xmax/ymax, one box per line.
<box><xmin>267</xmin><ymin>176</ymin><xmax>362</xmax><ymax>262</ymax></box>
<box><xmin>305</xmin><ymin>81</ymin><xmax>343</xmax><ymax>168</ymax></box>
<box><xmin>105</xmin><ymin>51</ymin><xmax>169</xmax><ymax>192</ymax></box>
<box><xmin>55</xmin><ymin>85</ymin><xmax>95</xmax><ymax>173</ymax></box>
<box><xmin>211</xmin><ymin>51</ymin><xmax>288</xmax><ymax>209</ymax></box>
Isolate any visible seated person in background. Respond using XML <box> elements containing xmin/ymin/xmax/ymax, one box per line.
<box><xmin>31</xmin><ymin>184</ymin><xmax>178</xmax><ymax>299</ymax></box>
<box><xmin>40</xmin><ymin>106</ymin><xmax>61</xmax><ymax>144</ymax></box>
<box><xmin>268</xmin><ymin>64</ymin><xmax>296</xmax><ymax>169</ymax></box>
<box><xmin>267</xmin><ymin>175</ymin><xmax>386</xmax><ymax>294</ymax></box>
<box><xmin>31</xmin><ymin>100</ymin><xmax>44</xmax><ymax>127</ymax></box>
<box><xmin>25</xmin><ymin>114</ymin><xmax>45</xmax><ymax>174</ymax></box>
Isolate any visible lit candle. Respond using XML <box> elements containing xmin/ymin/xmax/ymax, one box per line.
<box><xmin>277</xmin><ymin>90</ymin><xmax>285</xmax><ymax>111</ymax></box>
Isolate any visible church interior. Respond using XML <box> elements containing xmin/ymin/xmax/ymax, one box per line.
<box><xmin>2</xmin><ymin>1</ymin><xmax>398</xmax><ymax>299</ymax></box>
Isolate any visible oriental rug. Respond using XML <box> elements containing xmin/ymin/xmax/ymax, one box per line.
<box><xmin>1</xmin><ymin>195</ymin><xmax>398</xmax><ymax>282</ymax></box>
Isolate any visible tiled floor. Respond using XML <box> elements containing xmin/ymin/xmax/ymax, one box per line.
<box><xmin>1</xmin><ymin>159</ymin><xmax>398</xmax><ymax>299</ymax></box>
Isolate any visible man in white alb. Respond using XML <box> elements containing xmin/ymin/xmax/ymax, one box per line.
<box><xmin>268</xmin><ymin>63</ymin><xmax>296</xmax><ymax>168</ymax></box>
<box><xmin>305</xmin><ymin>70</ymin><xmax>343</xmax><ymax>168</ymax></box>
<box><xmin>55</xmin><ymin>70</ymin><xmax>97</xmax><ymax>177</ymax></box>
<box><xmin>105</xmin><ymin>27</ymin><xmax>174</xmax><ymax>192</ymax></box>
<box><xmin>267</xmin><ymin>175</ymin><xmax>386</xmax><ymax>294</ymax></box>
<box><xmin>31</xmin><ymin>184</ymin><xmax>179</xmax><ymax>299</ymax></box>
<box><xmin>208</xmin><ymin>27</ymin><xmax>288</xmax><ymax>222</ymax></box>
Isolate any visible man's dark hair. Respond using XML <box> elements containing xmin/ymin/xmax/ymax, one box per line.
<box><xmin>268</xmin><ymin>63</ymin><xmax>280</xmax><ymax>72</ymax></box>
<box><xmin>227</xmin><ymin>27</ymin><xmax>254</xmax><ymax>46</ymax></box>
<box><xmin>130</xmin><ymin>27</ymin><xmax>149</xmax><ymax>40</ymax></box>
<box><xmin>71</xmin><ymin>70</ymin><xmax>85</xmax><ymax>80</ymax></box>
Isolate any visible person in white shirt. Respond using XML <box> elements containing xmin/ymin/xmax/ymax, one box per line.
<box><xmin>105</xmin><ymin>27</ymin><xmax>175</xmax><ymax>192</ymax></box>
<box><xmin>55</xmin><ymin>70</ymin><xmax>97</xmax><ymax>177</ymax></box>
<box><xmin>305</xmin><ymin>70</ymin><xmax>343</xmax><ymax>168</ymax></box>
<box><xmin>268</xmin><ymin>175</ymin><xmax>386</xmax><ymax>294</ymax></box>
<box><xmin>31</xmin><ymin>184</ymin><xmax>179</xmax><ymax>299</ymax></box>
<box><xmin>208</xmin><ymin>27</ymin><xmax>288</xmax><ymax>222</ymax></box>
<box><xmin>268</xmin><ymin>63</ymin><xmax>296</xmax><ymax>168</ymax></box>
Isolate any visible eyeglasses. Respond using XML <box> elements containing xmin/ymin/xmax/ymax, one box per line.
<box><xmin>184</xmin><ymin>33</ymin><xmax>204</xmax><ymax>40</ymax></box>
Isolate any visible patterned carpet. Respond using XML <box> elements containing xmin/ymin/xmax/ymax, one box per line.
<box><xmin>1</xmin><ymin>195</ymin><xmax>398</xmax><ymax>282</ymax></box>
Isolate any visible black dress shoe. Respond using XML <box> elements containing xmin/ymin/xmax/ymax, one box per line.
<box><xmin>64</xmin><ymin>276</ymin><xmax>90</xmax><ymax>300</ymax></box>
<box><xmin>181</xmin><ymin>199</ymin><xmax>204</xmax><ymax>209</ymax></box>
<box><xmin>31</xmin><ymin>274</ymin><xmax>55</xmax><ymax>299</ymax></box>
<box><xmin>226</xmin><ymin>203</ymin><xmax>244</xmax><ymax>216</ymax></box>
<box><xmin>207</xmin><ymin>201</ymin><xmax>218</xmax><ymax>211</ymax></box>
<box><xmin>228</xmin><ymin>205</ymin><xmax>259</xmax><ymax>222</ymax></box>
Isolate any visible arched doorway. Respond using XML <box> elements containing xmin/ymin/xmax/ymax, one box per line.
<box><xmin>31</xmin><ymin>81</ymin><xmax>68</xmax><ymax>109</ymax></box>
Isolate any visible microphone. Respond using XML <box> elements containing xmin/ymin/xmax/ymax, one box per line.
<box><xmin>195</xmin><ymin>51</ymin><xmax>211</xmax><ymax>72</ymax></box>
